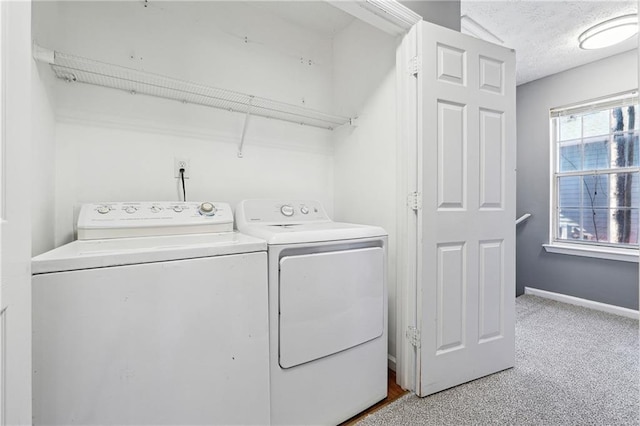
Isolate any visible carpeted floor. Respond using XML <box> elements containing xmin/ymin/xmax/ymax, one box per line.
<box><xmin>358</xmin><ymin>294</ymin><xmax>639</xmax><ymax>425</ymax></box>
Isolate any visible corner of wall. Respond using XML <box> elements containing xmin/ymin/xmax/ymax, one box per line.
<box><xmin>31</xmin><ymin>53</ymin><xmax>57</xmax><ymax>255</ymax></box>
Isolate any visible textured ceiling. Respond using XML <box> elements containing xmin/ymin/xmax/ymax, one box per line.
<box><xmin>461</xmin><ymin>0</ymin><xmax>638</xmax><ymax>85</ymax></box>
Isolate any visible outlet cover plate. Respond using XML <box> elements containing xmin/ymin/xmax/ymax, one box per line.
<box><xmin>174</xmin><ymin>158</ymin><xmax>190</xmax><ymax>178</ymax></box>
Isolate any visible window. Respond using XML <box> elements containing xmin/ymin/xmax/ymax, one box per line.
<box><xmin>550</xmin><ymin>92</ymin><xmax>639</xmax><ymax>257</ymax></box>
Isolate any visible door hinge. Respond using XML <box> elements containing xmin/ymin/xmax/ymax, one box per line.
<box><xmin>408</xmin><ymin>56</ymin><xmax>420</xmax><ymax>77</ymax></box>
<box><xmin>408</xmin><ymin>192</ymin><xmax>422</xmax><ymax>211</ymax></box>
<box><xmin>406</xmin><ymin>326</ymin><xmax>421</xmax><ymax>348</ymax></box>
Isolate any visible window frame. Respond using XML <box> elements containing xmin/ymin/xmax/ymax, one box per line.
<box><xmin>547</xmin><ymin>91</ymin><xmax>640</xmax><ymax>262</ymax></box>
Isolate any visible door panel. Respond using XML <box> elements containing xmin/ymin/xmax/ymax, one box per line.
<box><xmin>478</xmin><ymin>240</ymin><xmax>504</xmax><ymax>342</ymax></box>
<box><xmin>418</xmin><ymin>21</ymin><xmax>516</xmax><ymax>396</ymax></box>
<box><xmin>437</xmin><ymin>101</ymin><xmax>466</xmax><ymax>209</ymax></box>
<box><xmin>479</xmin><ymin>109</ymin><xmax>504</xmax><ymax>208</ymax></box>
<box><xmin>437</xmin><ymin>44</ymin><xmax>466</xmax><ymax>85</ymax></box>
<box><xmin>479</xmin><ymin>56</ymin><xmax>505</xmax><ymax>94</ymax></box>
<box><xmin>435</xmin><ymin>243</ymin><xmax>466</xmax><ymax>354</ymax></box>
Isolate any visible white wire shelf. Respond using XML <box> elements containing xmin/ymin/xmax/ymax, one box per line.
<box><xmin>34</xmin><ymin>45</ymin><xmax>353</xmax><ymax>131</ymax></box>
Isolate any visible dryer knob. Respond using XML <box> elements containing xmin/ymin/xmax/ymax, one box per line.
<box><xmin>280</xmin><ymin>204</ymin><xmax>294</xmax><ymax>217</ymax></box>
<box><xmin>199</xmin><ymin>202</ymin><xmax>216</xmax><ymax>216</ymax></box>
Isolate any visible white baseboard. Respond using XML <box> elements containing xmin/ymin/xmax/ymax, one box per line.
<box><xmin>524</xmin><ymin>287</ymin><xmax>639</xmax><ymax>320</ymax></box>
<box><xmin>387</xmin><ymin>354</ymin><xmax>396</xmax><ymax>372</ymax></box>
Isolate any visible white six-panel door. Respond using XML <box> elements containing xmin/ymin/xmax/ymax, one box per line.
<box><xmin>417</xmin><ymin>21</ymin><xmax>516</xmax><ymax>396</ymax></box>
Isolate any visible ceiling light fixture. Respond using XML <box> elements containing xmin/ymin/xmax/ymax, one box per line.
<box><xmin>578</xmin><ymin>14</ymin><xmax>638</xmax><ymax>50</ymax></box>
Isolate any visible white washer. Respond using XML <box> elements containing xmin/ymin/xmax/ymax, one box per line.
<box><xmin>32</xmin><ymin>201</ymin><xmax>270</xmax><ymax>425</ymax></box>
<box><xmin>235</xmin><ymin>199</ymin><xmax>388</xmax><ymax>426</ymax></box>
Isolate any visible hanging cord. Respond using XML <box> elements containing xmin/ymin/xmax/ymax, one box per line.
<box><xmin>180</xmin><ymin>168</ymin><xmax>187</xmax><ymax>201</ymax></box>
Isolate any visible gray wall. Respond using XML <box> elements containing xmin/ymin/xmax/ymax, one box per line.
<box><xmin>400</xmin><ymin>0</ymin><xmax>461</xmax><ymax>31</ymax></box>
<box><xmin>517</xmin><ymin>49</ymin><xmax>639</xmax><ymax>310</ymax></box>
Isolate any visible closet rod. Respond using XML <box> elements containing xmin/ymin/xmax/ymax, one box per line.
<box><xmin>33</xmin><ymin>44</ymin><xmax>354</xmax><ymax>131</ymax></box>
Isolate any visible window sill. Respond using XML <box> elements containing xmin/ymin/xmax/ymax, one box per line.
<box><xmin>543</xmin><ymin>243</ymin><xmax>639</xmax><ymax>263</ymax></box>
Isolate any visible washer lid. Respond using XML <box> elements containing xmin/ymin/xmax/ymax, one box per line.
<box><xmin>32</xmin><ymin>232</ymin><xmax>266</xmax><ymax>274</ymax></box>
<box><xmin>238</xmin><ymin>221</ymin><xmax>387</xmax><ymax>245</ymax></box>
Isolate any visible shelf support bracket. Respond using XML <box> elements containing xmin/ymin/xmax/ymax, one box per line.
<box><xmin>237</xmin><ymin>97</ymin><xmax>254</xmax><ymax>158</ymax></box>
<box><xmin>32</xmin><ymin>43</ymin><xmax>55</xmax><ymax>64</ymax></box>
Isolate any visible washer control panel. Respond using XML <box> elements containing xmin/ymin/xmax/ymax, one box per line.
<box><xmin>236</xmin><ymin>199</ymin><xmax>329</xmax><ymax>225</ymax></box>
<box><xmin>77</xmin><ymin>201</ymin><xmax>233</xmax><ymax>240</ymax></box>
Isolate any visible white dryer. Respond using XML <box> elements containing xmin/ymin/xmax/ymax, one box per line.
<box><xmin>235</xmin><ymin>199</ymin><xmax>388</xmax><ymax>426</ymax></box>
<box><xmin>32</xmin><ymin>201</ymin><xmax>270</xmax><ymax>425</ymax></box>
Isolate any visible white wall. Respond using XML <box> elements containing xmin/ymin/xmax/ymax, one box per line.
<box><xmin>31</xmin><ymin>63</ymin><xmax>56</xmax><ymax>256</ymax></box>
<box><xmin>31</xmin><ymin>1</ymin><xmax>339</xmax><ymax>244</ymax></box>
<box><xmin>332</xmin><ymin>21</ymin><xmax>398</xmax><ymax>363</ymax></box>
<box><xmin>517</xmin><ymin>49</ymin><xmax>639</xmax><ymax>309</ymax></box>
<box><xmin>35</xmin><ymin>2</ymin><xmax>335</xmax><ymax>111</ymax></box>
<box><xmin>54</xmin><ymin>121</ymin><xmax>334</xmax><ymax>244</ymax></box>
<box><xmin>31</xmin><ymin>0</ymin><xmax>61</xmax><ymax>252</ymax></box>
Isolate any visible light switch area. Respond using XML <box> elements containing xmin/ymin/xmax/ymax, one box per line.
<box><xmin>174</xmin><ymin>158</ymin><xmax>190</xmax><ymax>178</ymax></box>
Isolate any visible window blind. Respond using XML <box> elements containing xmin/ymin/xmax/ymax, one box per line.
<box><xmin>550</xmin><ymin>90</ymin><xmax>638</xmax><ymax>118</ymax></box>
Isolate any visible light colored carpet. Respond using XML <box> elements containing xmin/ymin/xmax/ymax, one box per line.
<box><xmin>359</xmin><ymin>294</ymin><xmax>639</xmax><ymax>425</ymax></box>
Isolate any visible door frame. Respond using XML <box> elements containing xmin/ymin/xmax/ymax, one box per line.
<box><xmin>394</xmin><ymin>24</ymin><xmax>420</xmax><ymax>391</ymax></box>
<box><xmin>329</xmin><ymin>0</ymin><xmax>422</xmax><ymax>391</ymax></box>
<box><xmin>328</xmin><ymin>0</ymin><xmax>422</xmax><ymax>392</ymax></box>
<box><xmin>1</xmin><ymin>1</ymin><xmax>33</xmax><ymax>424</ymax></box>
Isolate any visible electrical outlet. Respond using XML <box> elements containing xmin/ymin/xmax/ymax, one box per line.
<box><xmin>174</xmin><ymin>158</ymin><xmax>190</xmax><ymax>178</ymax></box>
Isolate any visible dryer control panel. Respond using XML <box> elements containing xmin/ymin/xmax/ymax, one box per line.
<box><xmin>236</xmin><ymin>199</ymin><xmax>330</xmax><ymax>226</ymax></box>
<box><xmin>77</xmin><ymin>201</ymin><xmax>233</xmax><ymax>240</ymax></box>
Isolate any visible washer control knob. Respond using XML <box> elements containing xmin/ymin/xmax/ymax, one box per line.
<box><xmin>150</xmin><ymin>206</ymin><xmax>162</xmax><ymax>213</ymax></box>
<box><xmin>173</xmin><ymin>205</ymin><xmax>184</xmax><ymax>213</ymax></box>
<box><xmin>280</xmin><ymin>204</ymin><xmax>294</xmax><ymax>217</ymax></box>
<box><xmin>199</xmin><ymin>202</ymin><xmax>216</xmax><ymax>216</ymax></box>
<box><xmin>300</xmin><ymin>205</ymin><xmax>309</xmax><ymax>215</ymax></box>
<box><xmin>96</xmin><ymin>205</ymin><xmax>110</xmax><ymax>214</ymax></box>
<box><xmin>124</xmin><ymin>206</ymin><xmax>137</xmax><ymax>214</ymax></box>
